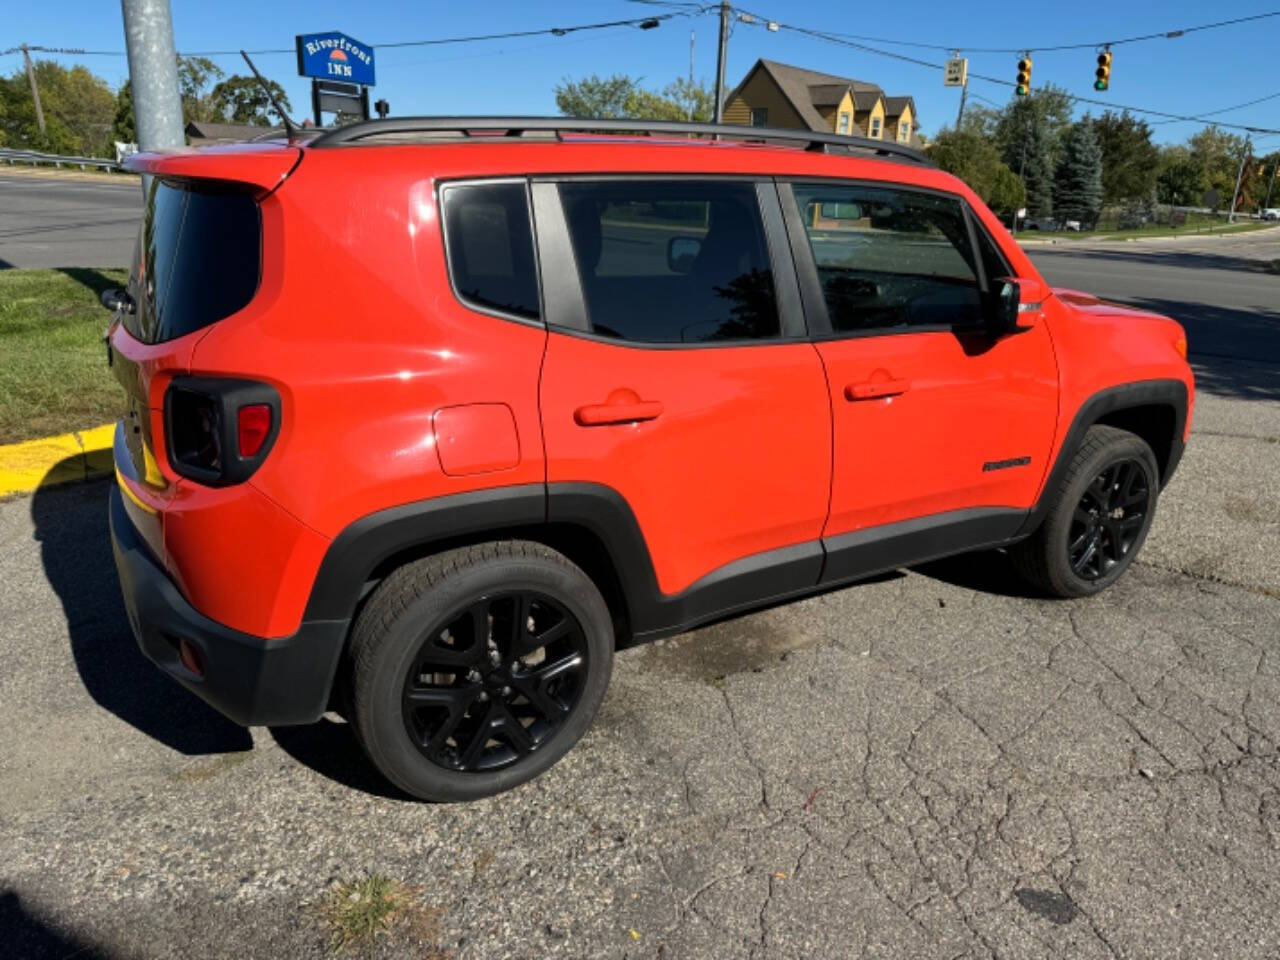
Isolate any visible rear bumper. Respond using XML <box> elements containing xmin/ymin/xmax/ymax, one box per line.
<box><xmin>109</xmin><ymin>484</ymin><xmax>346</xmax><ymax>726</ymax></box>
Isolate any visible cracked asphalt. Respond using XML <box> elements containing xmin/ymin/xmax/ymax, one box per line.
<box><xmin>2</xmin><ymin>229</ymin><xmax>1279</xmax><ymax>958</ymax></box>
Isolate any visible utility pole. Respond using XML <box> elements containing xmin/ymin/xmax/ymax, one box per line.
<box><xmin>1265</xmin><ymin>159</ymin><xmax>1279</xmax><ymax>212</ymax></box>
<box><xmin>120</xmin><ymin>0</ymin><xmax>185</xmax><ymax>151</ymax></box>
<box><xmin>688</xmin><ymin>30</ymin><xmax>695</xmax><ymax>121</ymax></box>
<box><xmin>955</xmin><ymin>78</ymin><xmax>968</xmax><ymax>130</ymax></box>
<box><xmin>713</xmin><ymin>1</ymin><xmax>730</xmax><ymax>124</ymax></box>
<box><xmin>1228</xmin><ymin>135</ymin><xmax>1251</xmax><ymax>224</ymax></box>
<box><xmin>20</xmin><ymin>45</ymin><xmax>46</xmax><ymax>135</ymax></box>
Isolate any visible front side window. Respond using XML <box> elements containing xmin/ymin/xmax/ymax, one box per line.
<box><xmin>838</xmin><ymin>112</ymin><xmax>850</xmax><ymax>134</ymax></box>
<box><xmin>559</xmin><ymin>180</ymin><xmax>780</xmax><ymax>344</ymax></box>
<box><xmin>870</xmin><ymin>117</ymin><xmax>881</xmax><ymax>138</ymax></box>
<box><xmin>441</xmin><ymin>181</ymin><xmax>540</xmax><ymax>321</ymax></box>
<box><xmin>791</xmin><ymin>183</ymin><xmax>982</xmax><ymax>334</ymax></box>
<box><xmin>750</xmin><ymin>107</ymin><xmax>768</xmax><ymax>127</ymax></box>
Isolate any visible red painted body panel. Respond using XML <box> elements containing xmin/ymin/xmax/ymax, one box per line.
<box><xmin>817</xmin><ymin>321</ymin><xmax>1059</xmax><ymax>535</ymax></box>
<box><xmin>110</xmin><ymin>134</ymin><xmax>1193</xmax><ymax>640</ymax></box>
<box><xmin>540</xmin><ymin>334</ymin><xmax>831</xmax><ymax>595</ymax></box>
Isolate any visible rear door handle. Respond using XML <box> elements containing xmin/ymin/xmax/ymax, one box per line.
<box><xmin>574</xmin><ymin>400</ymin><xmax>664</xmax><ymax>426</ymax></box>
<box><xmin>845</xmin><ymin>379</ymin><xmax>910</xmax><ymax>401</ymax></box>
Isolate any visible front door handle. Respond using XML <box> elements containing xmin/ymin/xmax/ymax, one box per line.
<box><xmin>574</xmin><ymin>399</ymin><xmax>664</xmax><ymax>426</ymax></box>
<box><xmin>845</xmin><ymin>378</ymin><xmax>911</xmax><ymax>401</ymax></box>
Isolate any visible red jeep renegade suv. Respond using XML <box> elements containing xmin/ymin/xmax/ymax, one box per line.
<box><xmin>106</xmin><ymin>118</ymin><xmax>1193</xmax><ymax>801</ymax></box>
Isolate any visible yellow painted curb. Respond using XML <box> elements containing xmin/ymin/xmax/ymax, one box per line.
<box><xmin>0</xmin><ymin>423</ymin><xmax>115</xmax><ymax>497</ymax></box>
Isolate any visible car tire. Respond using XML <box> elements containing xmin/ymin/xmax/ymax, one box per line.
<box><xmin>1012</xmin><ymin>425</ymin><xmax>1160</xmax><ymax>598</ymax></box>
<box><xmin>348</xmin><ymin>540</ymin><xmax>614</xmax><ymax>801</ymax></box>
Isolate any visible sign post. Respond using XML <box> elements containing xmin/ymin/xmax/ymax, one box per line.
<box><xmin>295</xmin><ymin>31</ymin><xmax>376</xmax><ymax>126</ymax></box>
<box><xmin>944</xmin><ymin>56</ymin><xmax>969</xmax><ymax>129</ymax></box>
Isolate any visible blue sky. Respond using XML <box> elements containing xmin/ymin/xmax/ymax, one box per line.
<box><xmin>5</xmin><ymin>1</ymin><xmax>1280</xmax><ymax>147</ymax></box>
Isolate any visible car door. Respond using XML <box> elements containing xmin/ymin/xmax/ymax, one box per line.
<box><xmin>532</xmin><ymin>177</ymin><xmax>832</xmax><ymax>618</ymax></box>
<box><xmin>779</xmin><ymin>180</ymin><xmax>1059</xmax><ymax>581</ymax></box>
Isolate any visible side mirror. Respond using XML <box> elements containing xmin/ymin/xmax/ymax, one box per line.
<box><xmin>667</xmin><ymin>236</ymin><xmax>701</xmax><ymax>274</ymax></box>
<box><xmin>986</xmin><ymin>276</ymin><xmax>1048</xmax><ymax>337</ymax></box>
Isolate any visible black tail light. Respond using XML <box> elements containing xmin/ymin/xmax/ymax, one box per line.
<box><xmin>164</xmin><ymin>377</ymin><xmax>281</xmax><ymax>486</ymax></box>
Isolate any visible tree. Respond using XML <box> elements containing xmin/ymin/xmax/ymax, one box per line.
<box><xmin>1052</xmin><ymin>121</ymin><xmax>1103</xmax><ymax>225</ymax></box>
<box><xmin>1188</xmin><ymin>125</ymin><xmax>1248</xmax><ymax>205</ymax></box>
<box><xmin>555</xmin><ymin>74</ymin><xmax>640</xmax><ymax>119</ymax></box>
<box><xmin>177</xmin><ymin>56</ymin><xmax>224</xmax><ymax>124</ymax></box>
<box><xmin>0</xmin><ymin>59</ymin><xmax>115</xmax><ymax>156</ymax></box>
<box><xmin>927</xmin><ymin>128</ymin><xmax>1025</xmax><ymax>214</ymax></box>
<box><xmin>1155</xmin><ymin>145</ymin><xmax>1203</xmax><ymax>208</ymax></box>
<box><xmin>210</xmin><ymin>75</ymin><xmax>292</xmax><ymax>125</ymax></box>
<box><xmin>1089</xmin><ymin>110</ymin><xmax>1158</xmax><ymax>205</ymax></box>
<box><xmin>555</xmin><ymin>74</ymin><xmax>713</xmax><ymax>121</ymax></box>
<box><xmin>113</xmin><ymin>81</ymin><xmax>135</xmax><ymax>144</ymax></box>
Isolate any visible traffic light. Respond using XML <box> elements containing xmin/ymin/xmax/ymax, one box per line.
<box><xmin>1095</xmin><ymin>50</ymin><xmax>1112</xmax><ymax>91</ymax></box>
<box><xmin>1016</xmin><ymin>57</ymin><xmax>1032</xmax><ymax>97</ymax></box>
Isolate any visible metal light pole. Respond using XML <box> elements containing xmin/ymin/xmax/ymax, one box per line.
<box><xmin>20</xmin><ymin>45</ymin><xmax>46</xmax><ymax>135</ymax></box>
<box><xmin>1228</xmin><ymin>135</ymin><xmax>1251</xmax><ymax>224</ymax></box>
<box><xmin>1264</xmin><ymin>159</ymin><xmax>1279</xmax><ymax>212</ymax></box>
<box><xmin>120</xmin><ymin>0</ymin><xmax>185</xmax><ymax>151</ymax></box>
<box><xmin>713</xmin><ymin>1</ymin><xmax>730</xmax><ymax>124</ymax></box>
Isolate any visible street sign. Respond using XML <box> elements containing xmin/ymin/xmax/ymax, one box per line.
<box><xmin>295</xmin><ymin>32</ymin><xmax>375</xmax><ymax>86</ymax></box>
<box><xmin>944</xmin><ymin>58</ymin><xmax>968</xmax><ymax>87</ymax></box>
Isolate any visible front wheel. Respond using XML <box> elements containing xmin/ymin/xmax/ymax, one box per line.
<box><xmin>1012</xmin><ymin>425</ymin><xmax>1160</xmax><ymax>598</ymax></box>
<box><xmin>348</xmin><ymin>541</ymin><xmax>614</xmax><ymax>801</ymax></box>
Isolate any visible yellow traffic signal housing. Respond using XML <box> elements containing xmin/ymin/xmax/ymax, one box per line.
<box><xmin>1095</xmin><ymin>51</ymin><xmax>1112</xmax><ymax>91</ymax></box>
<box><xmin>1016</xmin><ymin>57</ymin><xmax>1033</xmax><ymax>97</ymax></box>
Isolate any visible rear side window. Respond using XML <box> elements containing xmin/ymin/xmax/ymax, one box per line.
<box><xmin>558</xmin><ymin>180</ymin><xmax>779</xmax><ymax>344</ymax></box>
<box><xmin>126</xmin><ymin>179</ymin><xmax>260</xmax><ymax>344</ymax></box>
<box><xmin>441</xmin><ymin>181</ymin><xmax>540</xmax><ymax>321</ymax></box>
<box><xmin>790</xmin><ymin>183</ymin><xmax>982</xmax><ymax>334</ymax></box>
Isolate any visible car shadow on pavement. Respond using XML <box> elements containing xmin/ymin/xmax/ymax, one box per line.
<box><xmin>31</xmin><ymin>473</ymin><xmax>253</xmax><ymax>756</ymax></box>
<box><xmin>1</xmin><ymin>890</ymin><xmax>114</xmax><ymax>960</ymax></box>
<box><xmin>912</xmin><ymin>548</ymin><xmax>1048</xmax><ymax>599</ymax></box>
<box><xmin>269</xmin><ymin>720</ymin><xmax>412</xmax><ymax>800</ymax></box>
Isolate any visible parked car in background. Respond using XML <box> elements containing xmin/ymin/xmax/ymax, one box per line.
<box><xmin>1263</xmin><ymin>208</ymin><xmax>1280</xmax><ymax>221</ymax></box>
<box><xmin>105</xmin><ymin>117</ymin><xmax>1194</xmax><ymax>802</ymax></box>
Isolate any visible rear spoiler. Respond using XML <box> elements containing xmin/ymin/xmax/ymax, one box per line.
<box><xmin>124</xmin><ymin>143</ymin><xmax>302</xmax><ymax>194</ymax></box>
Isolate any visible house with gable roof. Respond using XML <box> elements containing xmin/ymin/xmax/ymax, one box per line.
<box><xmin>722</xmin><ymin>59</ymin><xmax>920</xmax><ymax>146</ymax></box>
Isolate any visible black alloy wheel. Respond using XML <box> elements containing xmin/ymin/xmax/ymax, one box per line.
<box><xmin>401</xmin><ymin>591</ymin><xmax>589</xmax><ymax>772</ymax></box>
<box><xmin>1067</xmin><ymin>458</ymin><xmax>1151</xmax><ymax>581</ymax></box>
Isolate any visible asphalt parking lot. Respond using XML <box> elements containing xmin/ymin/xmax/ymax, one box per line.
<box><xmin>2</xmin><ymin>225</ymin><xmax>1279</xmax><ymax>958</ymax></box>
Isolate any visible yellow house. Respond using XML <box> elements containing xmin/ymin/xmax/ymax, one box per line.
<box><xmin>723</xmin><ymin>59</ymin><xmax>921</xmax><ymax>146</ymax></box>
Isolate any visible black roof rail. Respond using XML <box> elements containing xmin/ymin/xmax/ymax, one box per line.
<box><xmin>306</xmin><ymin>116</ymin><xmax>931</xmax><ymax>164</ymax></box>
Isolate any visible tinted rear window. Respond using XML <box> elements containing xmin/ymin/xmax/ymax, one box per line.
<box><xmin>124</xmin><ymin>179</ymin><xmax>261</xmax><ymax>343</ymax></box>
<box><xmin>440</xmin><ymin>181</ymin><xmax>540</xmax><ymax>321</ymax></box>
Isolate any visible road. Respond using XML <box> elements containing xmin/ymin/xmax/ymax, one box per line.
<box><xmin>0</xmin><ymin>174</ymin><xmax>141</xmax><ymax>270</ymax></box>
<box><xmin>2</xmin><ymin>221</ymin><xmax>1279</xmax><ymax>957</ymax></box>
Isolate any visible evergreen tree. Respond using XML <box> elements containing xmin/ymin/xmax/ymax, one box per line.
<box><xmin>1052</xmin><ymin>122</ymin><xmax>1103</xmax><ymax>225</ymax></box>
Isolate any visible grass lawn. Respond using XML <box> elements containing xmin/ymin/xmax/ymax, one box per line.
<box><xmin>1022</xmin><ymin>221</ymin><xmax>1278</xmax><ymax>243</ymax></box>
<box><xmin>0</xmin><ymin>268</ymin><xmax>126</xmax><ymax>444</ymax></box>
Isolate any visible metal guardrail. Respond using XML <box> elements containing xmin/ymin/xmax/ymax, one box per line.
<box><xmin>0</xmin><ymin>147</ymin><xmax>122</xmax><ymax>172</ymax></box>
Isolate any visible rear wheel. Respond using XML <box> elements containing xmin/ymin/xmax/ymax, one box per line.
<box><xmin>349</xmin><ymin>541</ymin><xmax>613</xmax><ymax>801</ymax></box>
<box><xmin>1012</xmin><ymin>425</ymin><xmax>1159</xmax><ymax>598</ymax></box>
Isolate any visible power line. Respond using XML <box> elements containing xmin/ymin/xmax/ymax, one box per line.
<box><xmin>0</xmin><ymin>11</ymin><xmax>691</xmax><ymax>59</ymax></box>
<box><xmin>815</xmin><ymin>10</ymin><xmax>1280</xmax><ymax>55</ymax></box>
<box><xmin>733</xmin><ymin>8</ymin><xmax>1280</xmax><ymax>135</ymax></box>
